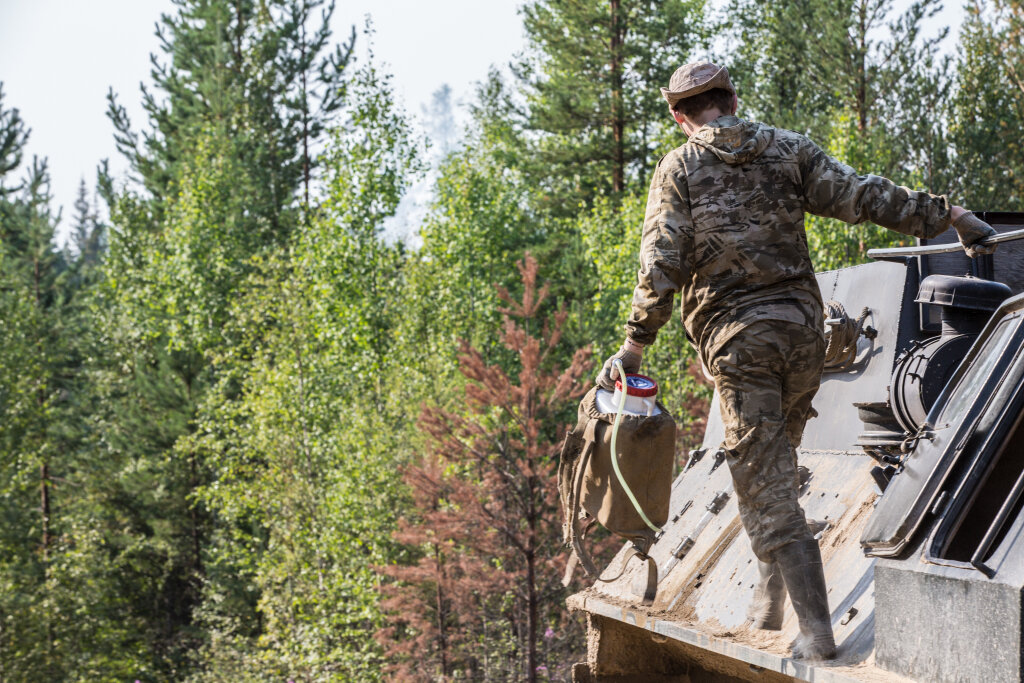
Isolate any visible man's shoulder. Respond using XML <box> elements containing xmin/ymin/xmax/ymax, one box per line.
<box><xmin>770</xmin><ymin>126</ymin><xmax>813</xmax><ymax>155</ymax></box>
<box><xmin>654</xmin><ymin>146</ymin><xmax>690</xmax><ymax>182</ymax></box>
<box><xmin>659</xmin><ymin>136</ymin><xmax>715</xmax><ymax>171</ymax></box>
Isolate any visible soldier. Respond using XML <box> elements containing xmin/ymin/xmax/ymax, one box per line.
<box><xmin>595</xmin><ymin>61</ymin><xmax>998</xmax><ymax>660</ymax></box>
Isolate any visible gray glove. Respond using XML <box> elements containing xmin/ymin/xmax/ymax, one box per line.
<box><xmin>953</xmin><ymin>213</ymin><xmax>998</xmax><ymax>258</ymax></box>
<box><xmin>596</xmin><ymin>341</ymin><xmax>643</xmax><ymax>390</ymax></box>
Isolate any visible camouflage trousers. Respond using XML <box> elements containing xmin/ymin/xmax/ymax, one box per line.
<box><xmin>708</xmin><ymin>320</ymin><xmax>825</xmax><ymax>562</ymax></box>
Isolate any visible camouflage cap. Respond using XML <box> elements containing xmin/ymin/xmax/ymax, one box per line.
<box><xmin>660</xmin><ymin>62</ymin><xmax>735</xmax><ymax>109</ymax></box>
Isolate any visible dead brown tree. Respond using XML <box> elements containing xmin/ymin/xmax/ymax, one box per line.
<box><xmin>378</xmin><ymin>254</ymin><xmax>592</xmax><ymax>681</ymax></box>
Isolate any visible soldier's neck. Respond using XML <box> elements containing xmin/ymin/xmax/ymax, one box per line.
<box><xmin>695</xmin><ymin>108</ymin><xmax>728</xmax><ymax>126</ymax></box>
<box><xmin>679</xmin><ymin>108</ymin><xmax>720</xmax><ymax>136</ymax></box>
<box><xmin>683</xmin><ymin>108</ymin><xmax>729</xmax><ymax>136</ymax></box>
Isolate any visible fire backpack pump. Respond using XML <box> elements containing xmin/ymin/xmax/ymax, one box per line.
<box><xmin>558</xmin><ymin>360</ymin><xmax>676</xmax><ymax>605</ymax></box>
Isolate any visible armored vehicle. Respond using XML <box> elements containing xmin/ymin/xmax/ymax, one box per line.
<box><xmin>570</xmin><ymin>213</ymin><xmax>1024</xmax><ymax>683</ymax></box>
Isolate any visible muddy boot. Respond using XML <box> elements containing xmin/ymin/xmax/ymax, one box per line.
<box><xmin>775</xmin><ymin>539</ymin><xmax>836</xmax><ymax>660</ymax></box>
<box><xmin>746</xmin><ymin>560</ymin><xmax>785</xmax><ymax>630</ymax></box>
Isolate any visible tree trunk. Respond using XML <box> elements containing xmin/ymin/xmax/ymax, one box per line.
<box><xmin>610</xmin><ymin>0</ymin><xmax>625</xmax><ymax>194</ymax></box>
<box><xmin>856</xmin><ymin>0</ymin><xmax>868</xmax><ymax>132</ymax></box>
<box><xmin>184</xmin><ymin>372</ymin><xmax>204</xmax><ymax>580</ymax></box>
<box><xmin>189</xmin><ymin>452</ymin><xmax>203</xmax><ymax>577</ymax></box>
<box><xmin>301</xmin><ymin>15</ymin><xmax>311</xmax><ymax>212</ymax></box>
<box><xmin>525</xmin><ymin>460</ymin><xmax>540</xmax><ymax>683</ymax></box>
<box><xmin>233</xmin><ymin>0</ymin><xmax>243</xmax><ymax>65</ymax></box>
<box><xmin>525</xmin><ymin>544</ymin><xmax>538</xmax><ymax>682</ymax></box>
<box><xmin>40</xmin><ymin>463</ymin><xmax>50</xmax><ymax>561</ymax></box>
<box><xmin>435</xmin><ymin>545</ymin><xmax>449</xmax><ymax>678</ymax></box>
<box><xmin>33</xmin><ymin>253</ymin><xmax>54</xmax><ymax>664</ymax></box>
<box><xmin>41</xmin><ymin>458</ymin><xmax>53</xmax><ymax>670</ymax></box>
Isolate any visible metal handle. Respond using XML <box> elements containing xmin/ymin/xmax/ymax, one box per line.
<box><xmin>867</xmin><ymin>227</ymin><xmax>1024</xmax><ymax>259</ymax></box>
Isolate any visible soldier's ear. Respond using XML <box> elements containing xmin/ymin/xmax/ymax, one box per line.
<box><xmin>671</xmin><ymin>108</ymin><xmax>686</xmax><ymax>126</ymax></box>
<box><xmin>730</xmin><ymin>93</ymin><xmax>738</xmax><ymax>115</ymax></box>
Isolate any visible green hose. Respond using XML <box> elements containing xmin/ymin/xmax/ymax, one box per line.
<box><xmin>610</xmin><ymin>359</ymin><xmax>661</xmax><ymax>533</ymax></box>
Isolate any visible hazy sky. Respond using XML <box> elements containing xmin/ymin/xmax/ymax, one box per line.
<box><xmin>0</xmin><ymin>0</ymin><xmax>525</xmax><ymax>234</ymax></box>
<box><xmin>0</xmin><ymin>0</ymin><xmax>962</xmax><ymax>236</ymax></box>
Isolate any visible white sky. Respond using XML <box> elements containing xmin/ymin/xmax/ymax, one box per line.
<box><xmin>0</xmin><ymin>0</ymin><xmax>525</xmax><ymax>236</ymax></box>
<box><xmin>0</xmin><ymin>0</ymin><xmax>962</xmax><ymax>237</ymax></box>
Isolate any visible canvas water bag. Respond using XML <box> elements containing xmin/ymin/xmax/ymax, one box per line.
<box><xmin>558</xmin><ymin>383</ymin><xmax>676</xmax><ymax>604</ymax></box>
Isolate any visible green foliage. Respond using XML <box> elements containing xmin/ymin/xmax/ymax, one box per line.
<box><xmin>952</xmin><ymin>0</ymin><xmax>1024</xmax><ymax>208</ymax></box>
<box><xmin>190</xmin><ymin>59</ymin><xmax>423</xmax><ymax>680</ymax></box>
<box><xmin>4</xmin><ymin>0</ymin><xmax>1024</xmax><ymax>679</ymax></box>
<box><xmin>0</xmin><ymin>158</ymin><xmax>66</xmax><ymax>678</ymax></box>
<box><xmin>0</xmin><ymin>84</ymin><xmax>28</xmax><ymax>195</ymax></box>
<box><xmin>395</xmin><ymin>123</ymin><xmax>545</xmax><ymax>398</ymax></box>
<box><xmin>802</xmin><ymin>111</ymin><xmax>916</xmax><ymax>270</ymax></box>
<box><xmin>0</xmin><ymin>91</ymin><xmax>140</xmax><ymax>679</ymax></box>
<box><xmin>81</xmin><ymin>2</ymin><xmax>362</xmax><ymax>677</ymax></box>
<box><xmin>515</xmin><ymin>0</ymin><xmax>708</xmax><ymax>209</ymax></box>
<box><xmin>115</xmin><ymin>128</ymin><xmax>271</xmax><ymax>350</ymax></box>
<box><xmin>109</xmin><ymin>0</ymin><xmax>353</xmax><ymax>225</ymax></box>
<box><xmin>727</xmin><ymin>0</ymin><xmax>948</xmax><ymax>141</ymax></box>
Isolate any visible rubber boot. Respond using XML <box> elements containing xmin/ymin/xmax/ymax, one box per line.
<box><xmin>746</xmin><ymin>560</ymin><xmax>785</xmax><ymax>630</ymax></box>
<box><xmin>748</xmin><ymin>519</ymin><xmax>828</xmax><ymax>630</ymax></box>
<box><xmin>775</xmin><ymin>539</ymin><xmax>837</xmax><ymax>660</ymax></box>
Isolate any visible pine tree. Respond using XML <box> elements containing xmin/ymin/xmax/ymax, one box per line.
<box><xmin>66</xmin><ymin>177</ymin><xmax>105</xmax><ymax>272</ymax></box>
<box><xmin>0</xmin><ymin>85</ymin><xmax>153</xmax><ymax>677</ymax></box>
<box><xmin>951</xmin><ymin>0</ymin><xmax>1024</xmax><ymax>208</ymax></box>
<box><xmin>726</xmin><ymin>0</ymin><xmax>947</xmax><ymax>144</ymax></box>
<box><xmin>0</xmin><ymin>84</ymin><xmax>28</xmax><ymax>197</ymax></box>
<box><xmin>514</xmin><ymin>0</ymin><xmax>708</xmax><ymax>212</ymax></box>
<box><xmin>377</xmin><ymin>453</ymin><xmax>511</xmax><ymax>680</ymax></box>
<box><xmin>107</xmin><ymin>0</ymin><xmax>354</xmax><ymax>229</ymax></box>
<box><xmin>0</xmin><ymin>91</ymin><xmax>126</xmax><ymax>677</ymax></box>
<box><xmin>277</xmin><ymin>0</ymin><xmax>355</xmax><ymax>210</ymax></box>
<box><xmin>382</xmin><ymin>255</ymin><xmax>592</xmax><ymax>682</ymax></box>
<box><xmin>184</xmin><ymin>58</ymin><xmax>423</xmax><ymax>679</ymax></box>
<box><xmin>91</xmin><ymin>1</ymin><xmax>359</xmax><ymax>674</ymax></box>
<box><xmin>0</xmin><ymin>154</ymin><xmax>67</xmax><ymax>678</ymax></box>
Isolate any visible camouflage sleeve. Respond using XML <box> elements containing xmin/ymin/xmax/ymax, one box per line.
<box><xmin>624</xmin><ymin>157</ymin><xmax>694</xmax><ymax>345</ymax></box>
<box><xmin>799</xmin><ymin>137</ymin><xmax>951</xmax><ymax>239</ymax></box>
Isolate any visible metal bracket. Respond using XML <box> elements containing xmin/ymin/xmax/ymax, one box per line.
<box><xmin>671</xmin><ymin>499</ymin><xmax>693</xmax><ymax>523</ymax></box>
<box><xmin>706</xmin><ymin>490</ymin><xmax>730</xmax><ymax>514</ymax></box>
<box><xmin>708</xmin><ymin>448</ymin><xmax>726</xmax><ymax>474</ymax></box>
<box><xmin>671</xmin><ymin>490</ymin><xmax>731</xmax><ymax>560</ymax></box>
<box><xmin>684</xmin><ymin>448</ymin><xmax>707</xmax><ymax>472</ymax></box>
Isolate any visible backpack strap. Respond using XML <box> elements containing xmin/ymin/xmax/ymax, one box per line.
<box><xmin>572</xmin><ymin>542</ymin><xmax>660</xmax><ymax>606</ymax></box>
<box><xmin>635</xmin><ymin>549</ymin><xmax>659</xmax><ymax>606</ymax></box>
<box><xmin>599</xmin><ymin>547</ymin><xmax>658</xmax><ymax>606</ymax></box>
<box><xmin>568</xmin><ymin>419</ymin><xmax>601</xmax><ymax>580</ymax></box>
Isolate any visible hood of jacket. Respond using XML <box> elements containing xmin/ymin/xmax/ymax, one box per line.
<box><xmin>688</xmin><ymin>115</ymin><xmax>774</xmax><ymax>165</ymax></box>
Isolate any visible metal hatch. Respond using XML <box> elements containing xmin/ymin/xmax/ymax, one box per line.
<box><xmin>860</xmin><ymin>293</ymin><xmax>1024</xmax><ymax>557</ymax></box>
<box><xmin>923</xmin><ymin>336</ymin><xmax>1024</xmax><ymax>575</ymax></box>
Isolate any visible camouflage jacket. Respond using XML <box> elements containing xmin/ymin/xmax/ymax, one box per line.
<box><xmin>625</xmin><ymin>115</ymin><xmax>952</xmax><ymax>361</ymax></box>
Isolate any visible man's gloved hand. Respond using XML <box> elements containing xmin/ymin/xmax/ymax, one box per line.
<box><xmin>596</xmin><ymin>338</ymin><xmax>644</xmax><ymax>390</ymax></box>
<box><xmin>953</xmin><ymin>212</ymin><xmax>998</xmax><ymax>258</ymax></box>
